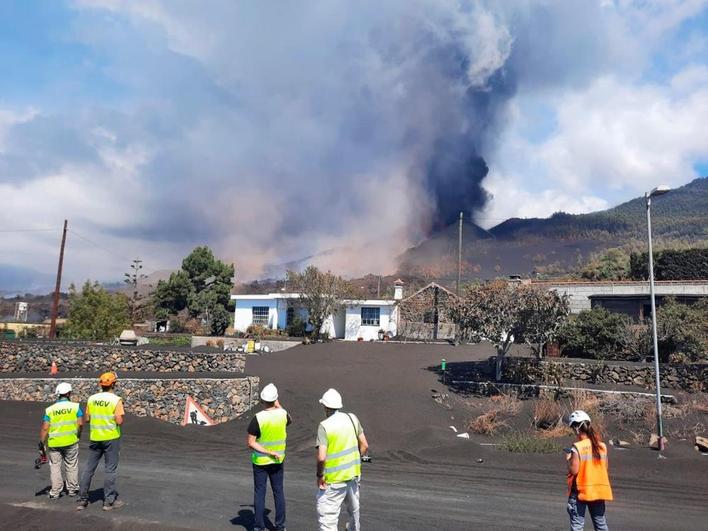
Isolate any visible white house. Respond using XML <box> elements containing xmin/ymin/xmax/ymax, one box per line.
<box><xmin>231</xmin><ymin>282</ymin><xmax>404</xmax><ymax>341</ymax></box>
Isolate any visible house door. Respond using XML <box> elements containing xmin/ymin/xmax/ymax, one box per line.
<box><xmin>333</xmin><ymin>309</ymin><xmax>346</xmax><ymax>339</ymax></box>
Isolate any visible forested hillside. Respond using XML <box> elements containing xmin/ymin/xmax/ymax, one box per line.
<box><xmin>491</xmin><ymin>178</ymin><xmax>708</xmax><ymax>241</ymax></box>
<box><xmin>398</xmin><ymin>178</ymin><xmax>708</xmax><ymax>280</ymax></box>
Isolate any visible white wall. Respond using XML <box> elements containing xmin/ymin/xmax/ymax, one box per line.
<box><xmin>233</xmin><ymin>297</ymin><xmax>400</xmax><ymax>340</ymax></box>
<box><xmin>233</xmin><ymin>298</ymin><xmax>278</xmax><ymax>332</ymax></box>
<box><xmin>343</xmin><ymin>304</ymin><xmax>396</xmax><ymax>341</ymax></box>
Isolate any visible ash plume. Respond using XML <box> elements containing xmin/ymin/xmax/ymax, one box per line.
<box><xmin>0</xmin><ymin>0</ymin><xmax>646</xmax><ymax>283</ymax></box>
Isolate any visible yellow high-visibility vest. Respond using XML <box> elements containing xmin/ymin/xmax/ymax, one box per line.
<box><xmin>87</xmin><ymin>392</ymin><xmax>121</xmax><ymax>441</ymax></box>
<box><xmin>46</xmin><ymin>401</ymin><xmax>80</xmax><ymax>448</ymax></box>
<box><xmin>320</xmin><ymin>412</ymin><xmax>361</xmax><ymax>484</ymax></box>
<box><xmin>251</xmin><ymin>409</ymin><xmax>288</xmax><ymax>465</ymax></box>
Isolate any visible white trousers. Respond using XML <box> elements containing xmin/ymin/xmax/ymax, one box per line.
<box><xmin>316</xmin><ymin>478</ymin><xmax>360</xmax><ymax>531</ymax></box>
<box><xmin>48</xmin><ymin>443</ymin><xmax>79</xmax><ymax>497</ymax></box>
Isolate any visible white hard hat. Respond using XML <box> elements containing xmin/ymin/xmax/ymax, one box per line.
<box><xmin>319</xmin><ymin>388</ymin><xmax>343</xmax><ymax>409</ymax></box>
<box><xmin>568</xmin><ymin>410</ymin><xmax>591</xmax><ymax>426</ymax></box>
<box><xmin>55</xmin><ymin>382</ymin><xmax>72</xmax><ymax>396</ymax></box>
<box><xmin>260</xmin><ymin>383</ymin><xmax>278</xmax><ymax>402</ymax></box>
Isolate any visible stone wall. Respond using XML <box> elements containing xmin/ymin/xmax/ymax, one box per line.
<box><xmin>0</xmin><ymin>341</ymin><xmax>245</xmax><ymax>373</ymax></box>
<box><xmin>450</xmin><ymin>381</ymin><xmax>677</xmax><ymax>403</ymax></box>
<box><xmin>502</xmin><ymin>357</ymin><xmax>706</xmax><ymax>392</ymax></box>
<box><xmin>0</xmin><ymin>376</ymin><xmax>259</xmax><ymax>424</ymax></box>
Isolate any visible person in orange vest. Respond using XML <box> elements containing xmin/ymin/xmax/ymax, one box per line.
<box><xmin>566</xmin><ymin>410</ymin><xmax>612</xmax><ymax>531</ymax></box>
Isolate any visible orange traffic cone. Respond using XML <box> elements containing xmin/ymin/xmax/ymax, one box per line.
<box><xmin>50</xmin><ymin>361</ymin><xmax>58</xmax><ymax>376</ymax></box>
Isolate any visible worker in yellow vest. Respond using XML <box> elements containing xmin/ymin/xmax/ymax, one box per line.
<box><xmin>76</xmin><ymin>371</ymin><xmax>125</xmax><ymax>512</ymax></box>
<box><xmin>316</xmin><ymin>388</ymin><xmax>368</xmax><ymax>531</ymax></box>
<box><xmin>40</xmin><ymin>382</ymin><xmax>83</xmax><ymax>499</ymax></box>
<box><xmin>247</xmin><ymin>383</ymin><xmax>291</xmax><ymax>531</ymax></box>
<box><xmin>566</xmin><ymin>410</ymin><xmax>613</xmax><ymax>531</ymax></box>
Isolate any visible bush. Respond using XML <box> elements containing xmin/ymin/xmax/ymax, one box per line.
<box><xmin>654</xmin><ymin>298</ymin><xmax>708</xmax><ymax>362</ymax></box>
<box><xmin>286</xmin><ymin>317</ymin><xmax>306</xmax><ymax>337</ymax></box>
<box><xmin>500</xmin><ymin>432</ymin><xmax>563</xmax><ymax>453</ymax></box>
<box><xmin>469</xmin><ymin>411</ymin><xmax>508</xmax><ymax>435</ymax></box>
<box><xmin>245</xmin><ymin>324</ymin><xmax>283</xmax><ymax>337</ymax></box>
<box><xmin>630</xmin><ymin>248</ymin><xmax>708</xmax><ymax>280</ymax></box>
<box><xmin>532</xmin><ymin>398</ymin><xmax>563</xmax><ymax>430</ymax></box>
<box><xmin>147</xmin><ymin>335</ymin><xmax>191</xmax><ymax>347</ymax></box>
<box><xmin>558</xmin><ymin>308</ymin><xmax>630</xmax><ymax>360</ymax></box>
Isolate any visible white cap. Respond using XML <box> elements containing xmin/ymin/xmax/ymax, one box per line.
<box><xmin>55</xmin><ymin>382</ymin><xmax>72</xmax><ymax>396</ymax></box>
<box><xmin>319</xmin><ymin>388</ymin><xmax>343</xmax><ymax>409</ymax></box>
<box><xmin>260</xmin><ymin>383</ymin><xmax>278</xmax><ymax>402</ymax></box>
<box><xmin>568</xmin><ymin>410</ymin><xmax>591</xmax><ymax>426</ymax></box>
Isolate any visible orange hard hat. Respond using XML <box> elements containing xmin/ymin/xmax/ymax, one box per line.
<box><xmin>99</xmin><ymin>371</ymin><xmax>117</xmax><ymax>386</ymax></box>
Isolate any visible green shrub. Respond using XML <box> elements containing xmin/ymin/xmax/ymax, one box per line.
<box><xmin>500</xmin><ymin>432</ymin><xmax>563</xmax><ymax>453</ymax></box>
<box><xmin>148</xmin><ymin>335</ymin><xmax>191</xmax><ymax>347</ymax></box>
<box><xmin>558</xmin><ymin>308</ymin><xmax>630</xmax><ymax>360</ymax></box>
<box><xmin>630</xmin><ymin>248</ymin><xmax>708</xmax><ymax>280</ymax></box>
<box><xmin>654</xmin><ymin>298</ymin><xmax>708</xmax><ymax>362</ymax></box>
<box><xmin>286</xmin><ymin>317</ymin><xmax>306</xmax><ymax>337</ymax></box>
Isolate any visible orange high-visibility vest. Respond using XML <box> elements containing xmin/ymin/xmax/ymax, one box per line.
<box><xmin>567</xmin><ymin>438</ymin><xmax>613</xmax><ymax>501</ymax></box>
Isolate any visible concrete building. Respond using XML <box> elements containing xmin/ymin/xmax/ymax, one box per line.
<box><xmin>231</xmin><ymin>282</ymin><xmax>404</xmax><ymax>340</ymax></box>
<box><xmin>534</xmin><ymin>280</ymin><xmax>708</xmax><ymax>321</ymax></box>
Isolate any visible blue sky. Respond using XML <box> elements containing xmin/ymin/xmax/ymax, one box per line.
<box><xmin>1</xmin><ymin>0</ymin><xmax>708</xmax><ymax>291</ymax></box>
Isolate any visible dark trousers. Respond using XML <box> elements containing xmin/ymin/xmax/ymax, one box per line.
<box><xmin>79</xmin><ymin>439</ymin><xmax>120</xmax><ymax>505</ymax></box>
<box><xmin>252</xmin><ymin>463</ymin><xmax>286</xmax><ymax>530</ymax></box>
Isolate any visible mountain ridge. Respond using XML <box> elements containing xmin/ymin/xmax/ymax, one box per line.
<box><xmin>398</xmin><ymin>178</ymin><xmax>708</xmax><ymax>280</ymax></box>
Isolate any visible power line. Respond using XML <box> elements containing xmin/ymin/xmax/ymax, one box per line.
<box><xmin>67</xmin><ymin>229</ymin><xmax>132</xmax><ymax>263</ymax></box>
<box><xmin>0</xmin><ymin>228</ymin><xmax>58</xmax><ymax>233</ymax></box>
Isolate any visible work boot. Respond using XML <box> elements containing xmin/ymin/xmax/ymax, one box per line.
<box><xmin>102</xmin><ymin>499</ymin><xmax>125</xmax><ymax>511</ymax></box>
<box><xmin>68</xmin><ymin>491</ymin><xmax>78</xmax><ymax>497</ymax></box>
<box><xmin>76</xmin><ymin>500</ymin><xmax>88</xmax><ymax>511</ymax></box>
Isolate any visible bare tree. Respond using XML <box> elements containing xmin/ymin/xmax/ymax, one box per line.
<box><xmin>449</xmin><ymin>281</ymin><xmax>519</xmax><ymax>381</ymax></box>
<box><xmin>449</xmin><ymin>281</ymin><xmax>569</xmax><ymax>380</ymax></box>
<box><xmin>517</xmin><ymin>286</ymin><xmax>570</xmax><ymax>359</ymax></box>
<box><xmin>286</xmin><ymin>266</ymin><xmax>351</xmax><ymax>340</ymax></box>
<box><xmin>124</xmin><ymin>258</ymin><xmax>147</xmax><ymax>323</ymax></box>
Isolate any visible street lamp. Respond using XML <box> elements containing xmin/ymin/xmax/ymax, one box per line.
<box><xmin>645</xmin><ymin>185</ymin><xmax>670</xmax><ymax>451</ymax></box>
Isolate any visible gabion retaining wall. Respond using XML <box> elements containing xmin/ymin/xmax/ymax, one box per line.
<box><xmin>0</xmin><ymin>341</ymin><xmax>245</xmax><ymax>373</ymax></box>
<box><xmin>0</xmin><ymin>377</ymin><xmax>259</xmax><ymax>424</ymax></box>
<box><xmin>450</xmin><ymin>380</ymin><xmax>677</xmax><ymax>403</ymax></box>
<box><xmin>502</xmin><ymin>358</ymin><xmax>706</xmax><ymax>392</ymax></box>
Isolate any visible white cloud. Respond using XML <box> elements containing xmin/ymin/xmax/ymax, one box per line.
<box><xmin>482</xmin><ymin>65</ymin><xmax>708</xmax><ymax>225</ymax></box>
<box><xmin>3</xmin><ymin>1</ymin><xmax>708</xmax><ymax>290</ymax></box>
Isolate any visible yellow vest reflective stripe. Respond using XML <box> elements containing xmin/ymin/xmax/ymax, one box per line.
<box><xmin>46</xmin><ymin>401</ymin><xmax>80</xmax><ymax>448</ymax></box>
<box><xmin>88</xmin><ymin>392</ymin><xmax>121</xmax><ymax>441</ymax></box>
<box><xmin>321</xmin><ymin>412</ymin><xmax>361</xmax><ymax>484</ymax></box>
<box><xmin>252</xmin><ymin>409</ymin><xmax>288</xmax><ymax>465</ymax></box>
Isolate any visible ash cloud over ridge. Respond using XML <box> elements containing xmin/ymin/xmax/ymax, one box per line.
<box><xmin>3</xmin><ymin>1</ymin><xmax>706</xmax><ymax>284</ymax></box>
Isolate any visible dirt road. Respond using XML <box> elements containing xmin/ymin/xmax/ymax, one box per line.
<box><xmin>0</xmin><ymin>342</ymin><xmax>705</xmax><ymax>530</ymax></box>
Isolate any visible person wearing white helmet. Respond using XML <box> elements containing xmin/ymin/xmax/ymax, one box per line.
<box><xmin>246</xmin><ymin>383</ymin><xmax>291</xmax><ymax>531</ymax></box>
<box><xmin>565</xmin><ymin>410</ymin><xmax>613</xmax><ymax>531</ymax></box>
<box><xmin>315</xmin><ymin>388</ymin><xmax>369</xmax><ymax>531</ymax></box>
<box><xmin>39</xmin><ymin>382</ymin><xmax>84</xmax><ymax>499</ymax></box>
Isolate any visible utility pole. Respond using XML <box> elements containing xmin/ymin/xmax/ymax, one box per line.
<box><xmin>645</xmin><ymin>186</ymin><xmax>670</xmax><ymax>452</ymax></box>
<box><xmin>49</xmin><ymin>220</ymin><xmax>68</xmax><ymax>339</ymax></box>
<box><xmin>377</xmin><ymin>275</ymin><xmax>381</xmax><ymax>298</ymax></box>
<box><xmin>456</xmin><ymin>211</ymin><xmax>463</xmax><ymax>296</ymax></box>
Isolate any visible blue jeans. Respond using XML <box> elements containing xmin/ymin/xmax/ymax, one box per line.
<box><xmin>253</xmin><ymin>463</ymin><xmax>286</xmax><ymax>530</ymax></box>
<box><xmin>567</xmin><ymin>493</ymin><xmax>608</xmax><ymax>531</ymax></box>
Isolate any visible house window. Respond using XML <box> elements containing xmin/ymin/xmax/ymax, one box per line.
<box><xmin>252</xmin><ymin>306</ymin><xmax>270</xmax><ymax>326</ymax></box>
<box><xmin>361</xmin><ymin>307</ymin><xmax>380</xmax><ymax>326</ymax></box>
